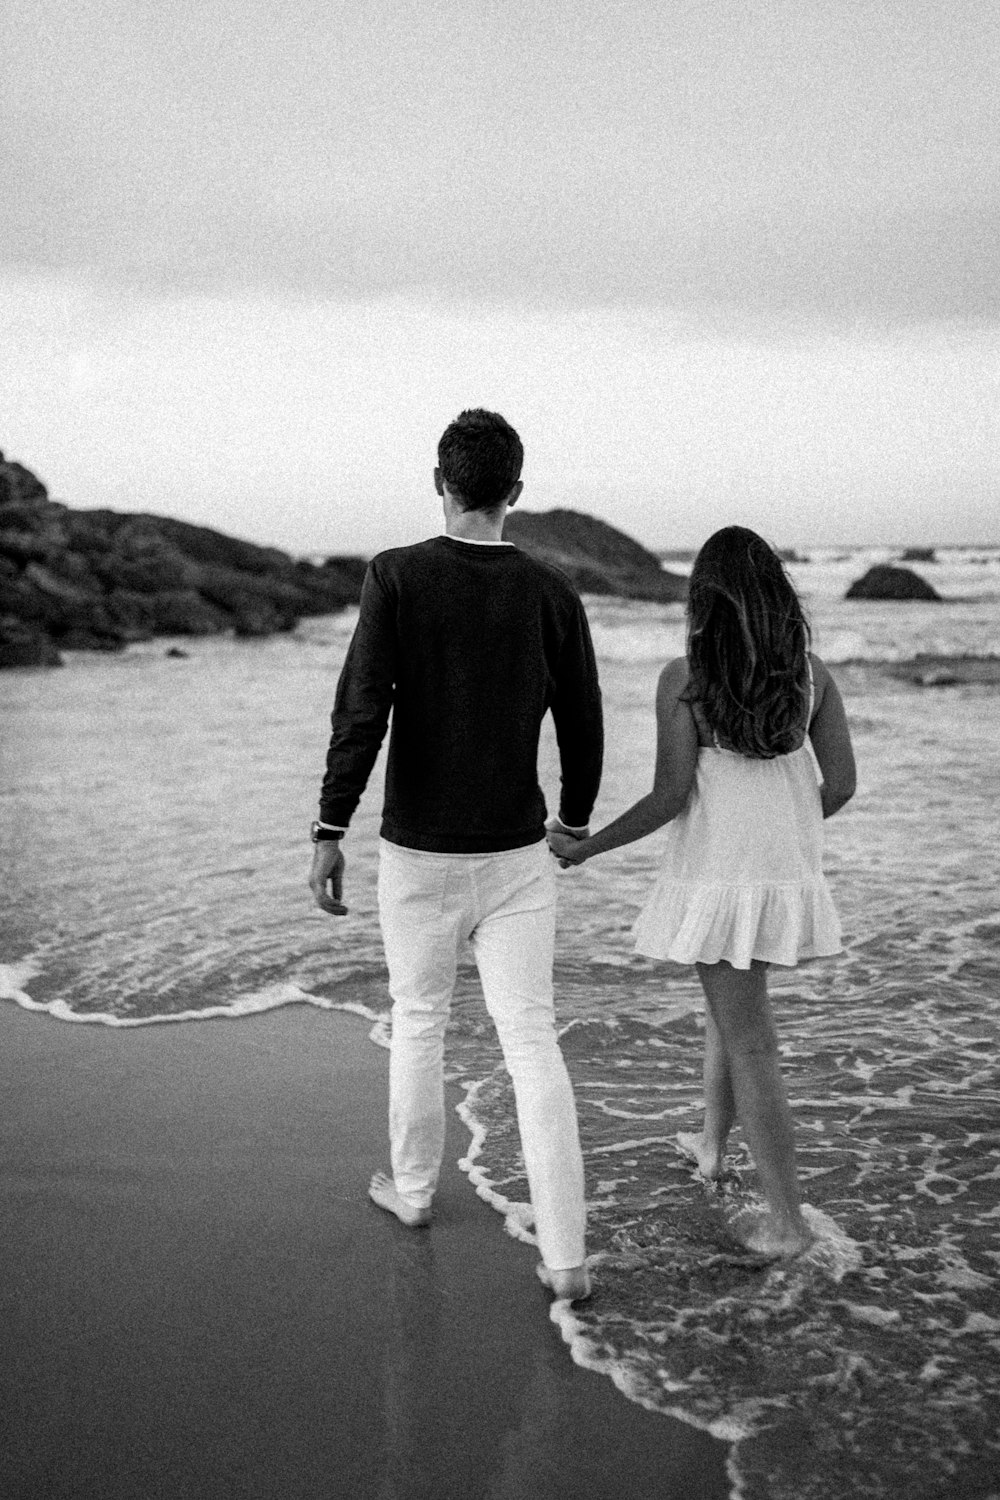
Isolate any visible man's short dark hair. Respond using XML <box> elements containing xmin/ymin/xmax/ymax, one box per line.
<box><xmin>437</xmin><ymin>409</ymin><xmax>524</xmax><ymax>511</ymax></box>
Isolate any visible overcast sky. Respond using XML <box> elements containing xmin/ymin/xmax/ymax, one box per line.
<box><xmin>3</xmin><ymin>0</ymin><xmax>999</xmax><ymax>552</ymax></box>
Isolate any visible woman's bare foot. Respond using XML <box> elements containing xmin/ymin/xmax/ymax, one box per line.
<box><xmin>536</xmin><ymin>1262</ymin><xmax>592</xmax><ymax>1302</ymax></box>
<box><xmin>368</xmin><ymin>1170</ymin><xmax>432</xmax><ymax>1227</ymax></box>
<box><xmin>677</xmin><ymin>1130</ymin><xmax>725</xmax><ymax>1181</ymax></box>
<box><xmin>734</xmin><ymin>1208</ymin><xmax>812</xmax><ymax>1259</ymax></box>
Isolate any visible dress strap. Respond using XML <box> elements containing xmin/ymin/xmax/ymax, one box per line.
<box><xmin>806</xmin><ymin>656</ymin><xmax>815</xmax><ymax>724</ymax></box>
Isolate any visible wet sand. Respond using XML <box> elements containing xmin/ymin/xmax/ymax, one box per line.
<box><xmin>0</xmin><ymin>1003</ymin><xmax>729</xmax><ymax>1500</ymax></box>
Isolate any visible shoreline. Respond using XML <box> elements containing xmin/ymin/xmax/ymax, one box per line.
<box><xmin>0</xmin><ymin>1000</ymin><xmax>730</xmax><ymax>1499</ymax></box>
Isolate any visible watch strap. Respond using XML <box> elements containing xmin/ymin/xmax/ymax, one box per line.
<box><xmin>311</xmin><ymin>821</ymin><xmax>345</xmax><ymax>842</ymax></box>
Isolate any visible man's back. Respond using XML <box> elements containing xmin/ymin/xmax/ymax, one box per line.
<box><xmin>312</xmin><ymin>409</ymin><xmax>596</xmax><ymax>1300</ymax></box>
<box><xmin>319</xmin><ymin>536</ymin><xmax>603</xmax><ymax>852</ymax></box>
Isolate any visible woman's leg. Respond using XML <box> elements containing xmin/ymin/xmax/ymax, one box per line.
<box><xmin>679</xmin><ymin>1007</ymin><xmax>736</xmax><ymax>1179</ymax></box>
<box><xmin>695</xmin><ymin>959</ymin><xmax>809</xmax><ymax>1254</ymax></box>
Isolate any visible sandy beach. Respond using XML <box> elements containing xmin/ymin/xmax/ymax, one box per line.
<box><xmin>4</xmin><ymin>593</ymin><xmax>998</xmax><ymax>1498</ymax></box>
<box><xmin>0</xmin><ymin>1002</ymin><xmax>729</xmax><ymax>1500</ymax></box>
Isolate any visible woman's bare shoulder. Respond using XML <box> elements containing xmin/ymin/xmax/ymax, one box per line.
<box><xmin>808</xmin><ymin>652</ymin><xmax>842</xmax><ymax>722</ymax></box>
<box><xmin>808</xmin><ymin>651</ymin><xmax>833</xmax><ymax>694</ymax></box>
<box><xmin>658</xmin><ymin>657</ymin><xmax>710</xmax><ymax>742</ymax></box>
<box><xmin>657</xmin><ymin>655</ymin><xmax>691</xmax><ymax>695</ymax></box>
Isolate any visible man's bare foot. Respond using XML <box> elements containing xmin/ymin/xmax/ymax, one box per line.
<box><xmin>734</xmin><ymin>1209</ymin><xmax>812</xmax><ymax>1259</ymax></box>
<box><xmin>677</xmin><ymin>1130</ymin><xmax>725</xmax><ymax>1181</ymax></box>
<box><xmin>368</xmin><ymin>1171</ymin><xmax>432</xmax><ymax>1227</ymax></box>
<box><xmin>536</xmin><ymin>1262</ymin><xmax>592</xmax><ymax>1302</ymax></box>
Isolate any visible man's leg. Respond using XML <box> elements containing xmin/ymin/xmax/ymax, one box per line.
<box><xmin>376</xmin><ymin>843</ymin><xmax>463</xmax><ymax>1223</ymax></box>
<box><xmin>471</xmin><ymin>845</ymin><xmax>588</xmax><ymax>1291</ymax></box>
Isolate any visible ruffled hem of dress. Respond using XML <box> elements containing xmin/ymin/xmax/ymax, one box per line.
<box><xmin>632</xmin><ymin>878</ymin><xmax>843</xmax><ymax>970</ymax></box>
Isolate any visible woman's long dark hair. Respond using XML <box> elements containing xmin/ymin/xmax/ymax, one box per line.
<box><xmin>684</xmin><ymin>526</ymin><xmax>811</xmax><ymax>758</ymax></box>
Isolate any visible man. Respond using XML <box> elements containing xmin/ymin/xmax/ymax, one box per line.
<box><xmin>309</xmin><ymin>409</ymin><xmax>603</xmax><ymax>1302</ymax></box>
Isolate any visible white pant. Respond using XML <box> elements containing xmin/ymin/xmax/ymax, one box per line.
<box><xmin>376</xmin><ymin>838</ymin><xmax>586</xmax><ymax>1270</ymax></box>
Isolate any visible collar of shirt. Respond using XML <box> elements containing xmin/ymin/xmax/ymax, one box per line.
<box><xmin>441</xmin><ymin>533</ymin><xmax>514</xmax><ymax>546</ymax></box>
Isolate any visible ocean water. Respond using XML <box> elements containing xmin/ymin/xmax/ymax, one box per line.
<box><xmin>2</xmin><ymin>545</ymin><xmax>999</xmax><ymax>1499</ymax></box>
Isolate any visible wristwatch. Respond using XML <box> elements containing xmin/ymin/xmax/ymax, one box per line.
<box><xmin>310</xmin><ymin>821</ymin><xmax>344</xmax><ymax>843</ymax></box>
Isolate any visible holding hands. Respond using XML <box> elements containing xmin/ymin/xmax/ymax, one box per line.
<box><xmin>545</xmin><ymin>818</ymin><xmax>590</xmax><ymax>868</ymax></box>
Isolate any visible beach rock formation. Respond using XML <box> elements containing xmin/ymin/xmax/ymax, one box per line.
<box><xmin>885</xmin><ymin>654</ymin><xmax>1000</xmax><ymax>687</ymax></box>
<box><xmin>845</xmin><ymin>564</ymin><xmax>941</xmax><ymax>602</ymax></box>
<box><xmin>1</xmin><ymin>452</ymin><xmax>693</xmax><ymax>668</ymax></box>
<box><xmin>0</xmin><ymin>452</ymin><xmax>368</xmax><ymax>667</ymax></box>
<box><xmin>504</xmin><ymin>508</ymin><xmax>688</xmax><ymax>602</ymax></box>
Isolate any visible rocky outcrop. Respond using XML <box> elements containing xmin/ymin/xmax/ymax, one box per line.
<box><xmin>504</xmin><ymin>508</ymin><xmax>688</xmax><ymax>603</ymax></box>
<box><xmin>845</xmin><ymin>564</ymin><xmax>941</xmax><ymax>602</ymax></box>
<box><xmin>1</xmin><ymin>454</ymin><xmax>696</xmax><ymax>668</ymax></box>
<box><xmin>0</xmin><ymin>617</ymin><xmax>63</xmax><ymax>668</ymax></box>
<box><xmin>0</xmin><ymin>453</ymin><xmax>368</xmax><ymax>667</ymax></box>
<box><xmin>899</xmin><ymin>547</ymin><xmax>936</xmax><ymax>563</ymax></box>
<box><xmin>885</xmin><ymin>655</ymin><xmax>1000</xmax><ymax>687</ymax></box>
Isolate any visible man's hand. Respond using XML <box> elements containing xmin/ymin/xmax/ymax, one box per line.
<box><xmin>309</xmin><ymin>841</ymin><xmax>348</xmax><ymax>915</ymax></box>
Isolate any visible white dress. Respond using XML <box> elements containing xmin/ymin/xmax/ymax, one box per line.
<box><xmin>632</xmin><ymin>669</ymin><xmax>843</xmax><ymax>970</ymax></box>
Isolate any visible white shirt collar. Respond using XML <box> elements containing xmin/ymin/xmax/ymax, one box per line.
<box><xmin>442</xmin><ymin>533</ymin><xmax>513</xmax><ymax>546</ymax></box>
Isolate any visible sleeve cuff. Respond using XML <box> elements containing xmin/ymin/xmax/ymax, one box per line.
<box><xmin>551</xmin><ymin>817</ymin><xmax>590</xmax><ymax>835</ymax></box>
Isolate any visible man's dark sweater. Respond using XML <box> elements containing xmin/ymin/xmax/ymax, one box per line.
<box><xmin>319</xmin><ymin>535</ymin><xmax>603</xmax><ymax>853</ymax></box>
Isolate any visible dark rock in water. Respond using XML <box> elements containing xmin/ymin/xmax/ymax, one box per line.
<box><xmin>0</xmin><ymin>452</ymin><xmax>49</xmax><ymax>509</ymax></box>
<box><xmin>845</xmin><ymin>564</ymin><xmax>941</xmax><ymax>602</ymax></box>
<box><xmin>503</xmin><ymin>508</ymin><xmax>688</xmax><ymax>602</ymax></box>
<box><xmin>165</xmin><ymin>646</ymin><xmax>190</xmax><ymax>659</ymax></box>
<box><xmin>0</xmin><ymin>452</ymin><xmax>369</xmax><ymax>666</ymax></box>
<box><xmin>311</xmin><ymin>554</ymin><xmax>370</xmax><ymax>599</ymax></box>
<box><xmin>900</xmin><ymin>547</ymin><xmax>936</xmax><ymax>563</ymax></box>
<box><xmin>1</xmin><ymin>453</ymin><xmax>691</xmax><ymax>664</ymax></box>
<box><xmin>142</xmin><ymin>589</ymin><xmax>231</xmax><ymax>636</ymax></box>
<box><xmin>0</xmin><ymin>617</ymin><xmax>63</xmax><ymax>668</ymax></box>
<box><xmin>57</xmin><ymin>626</ymin><xmax>128</xmax><ymax>652</ymax></box>
<box><xmin>885</xmin><ymin>654</ymin><xmax>1000</xmax><ymax>687</ymax></box>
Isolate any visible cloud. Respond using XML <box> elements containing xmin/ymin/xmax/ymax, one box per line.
<box><xmin>3</xmin><ymin>0</ymin><xmax>1000</xmax><ymax>319</ymax></box>
<box><xmin>4</xmin><ymin>273</ymin><xmax>998</xmax><ymax>552</ymax></box>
